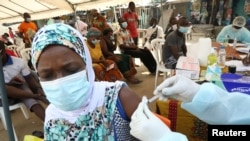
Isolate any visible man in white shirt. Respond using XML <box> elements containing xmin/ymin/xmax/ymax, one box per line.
<box><xmin>0</xmin><ymin>41</ymin><xmax>48</xmax><ymax>121</ymax></box>
<box><xmin>143</xmin><ymin>18</ymin><xmax>164</xmax><ymax>50</ymax></box>
<box><xmin>75</xmin><ymin>16</ymin><xmax>88</xmax><ymax>37</ymax></box>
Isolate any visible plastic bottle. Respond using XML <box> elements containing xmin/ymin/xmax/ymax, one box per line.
<box><xmin>218</xmin><ymin>46</ymin><xmax>226</xmax><ymax>68</ymax></box>
<box><xmin>207</xmin><ymin>47</ymin><xmax>217</xmax><ymax>66</ymax></box>
<box><xmin>233</xmin><ymin>37</ymin><xmax>237</xmax><ymax>49</ymax></box>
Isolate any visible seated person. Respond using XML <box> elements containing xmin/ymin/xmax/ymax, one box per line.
<box><xmin>162</xmin><ymin>17</ymin><xmax>188</xmax><ymax>69</ymax></box>
<box><xmin>31</xmin><ymin>23</ymin><xmax>142</xmax><ymax>140</ymax></box>
<box><xmin>216</xmin><ymin>16</ymin><xmax>250</xmax><ymax>43</ymax></box>
<box><xmin>85</xmin><ymin>27</ymin><xmax>123</xmax><ymax>82</ymax></box>
<box><xmin>100</xmin><ymin>28</ymin><xmax>142</xmax><ymax>84</ymax></box>
<box><xmin>143</xmin><ymin>17</ymin><xmax>164</xmax><ymax>50</ymax></box>
<box><xmin>0</xmin><ymin>41</ymin><xmax>48</xmax><ymax>122</ymax></box>
<box><xmin>164</xmin><ymin>17</ymin><xmax>178</xmax><ymax>39</ymax></box>
<box><xmin>116</xmin><ymin>18</ymin><xmax>157</xmax><ymax>74</ymax></box>
<box><xmin>0</xmin><ymin>33</ymin><xmax>13</xmax><ymax>46</ymax></box>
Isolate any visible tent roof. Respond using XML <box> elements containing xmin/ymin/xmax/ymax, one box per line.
<box><xmin>0</xmin><ymin>0</ymin><xmax>148</xmax><ymax>23</ymax></box>
<box><xmin>0</xmin><ymin>0</ymin><xmax>190</xmax><ymax>24</ymax></box>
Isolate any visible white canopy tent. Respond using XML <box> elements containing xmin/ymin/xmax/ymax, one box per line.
<box><xmin>0</xmin><ymin>0</ymin><xmax>149</xmax><ymax>23</ymax></box>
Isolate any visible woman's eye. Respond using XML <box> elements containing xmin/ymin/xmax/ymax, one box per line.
<box><xmin>39</xmin><ymin>73</ymin><xmax>53</xmax><ymax>81</ymax></box>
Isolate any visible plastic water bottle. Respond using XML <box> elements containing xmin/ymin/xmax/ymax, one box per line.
<box><xmin>233</xmin><ymin>37</ymin><xmax>237</xmax><ymax>49</ymax></box>
<box><xmin>218</xmin><ymin>46</ymin><xmax>226</xmax><ymax>68</ymax></box>
<box><xmin>207</xmin><ymin>47</ymin><xmax>217</xmax><ymax>66</ymax></box>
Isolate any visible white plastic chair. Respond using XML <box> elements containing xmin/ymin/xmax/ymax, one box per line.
<box><xmin>0</xmin><ymin>99</ymin><xmax>30</xmax><ymax>141</ymax></box>
<box><xmin>6</xmin><ymin>45</ymin><xmax>20</xmax><ymax>57</ymax></box>
<box><xmin>151</xmin><ymin>38</ymin><xmax>174</xmax><ymax>88</ymax></box>
<box><xmin>20</xmin><ymin>48</ymin><xmax>32</xmax><ymax>64</ymax></box>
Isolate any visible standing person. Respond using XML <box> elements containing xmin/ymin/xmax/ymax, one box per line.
<box><xmin>100</xmin><ymin>28</ymin><xmax>142</xmax><ymax>84</ymax></box>
<box><xmin>162</xmin><ymin>17</ymin><xmax>188</xmax><ymax>69</ymax></box>
<box><xmin>31</xmin><ymin>23</ymin><xmax>143</xmax><ymax>140</ymax></box>
<box><xmin>122</xmin><ymin>1</ymin><xmax>139</xmax><ymax>46</ymax></box>
<box><xmin>116</xmin><ymin>18</ymin><xmax>157</xmax><ymax>74</ymax></box>
<box><xmin>91</xmin><ymin>9</ymin><xmax>110</xmax><ymax>33</ymax></box>
<box><xmin>85</xmin><ymin>27</ymin><xmax>123</xmax><ymax>82</ymax></box>
<box><xmin>0</xmin><ymin>41</ymin><xmax>48</xmax><ymax>122</ymax></box>
<box><xmin>216</xmin><ymin>16</ymin><xmax>250</xmax><ymax>43</ymax></box>
<box><xmin>8</xmin><ymin>27</ymin><xmax>15</xmax><ymax>41</ymax></box>
<box><xmin>18</xmin><ymin>12</ymin><xmax>37</xmax><ymax>48</ymax></box>
<box><xmin>164</xmin><ymin>17</ymin><xmax>178</xmax><ymax>39</ymax></box>
<box><xmin>143</xmin><ymin>17</ymin><xmax>164</xmax><ymax>50</ymax></box>
<box><xmin>75</xmin><ymin>16</ymin><xmax>88</xmax><ymax>37</ymax></box>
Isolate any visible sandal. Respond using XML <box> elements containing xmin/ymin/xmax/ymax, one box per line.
<box><xmin>32</xmin><ymin>130</ymin><xmax>44</xmax><ymax>139</ymax></box>
<box><xmin>128</xmin><ymin>78</ymin><xmax>142</xmax><ymax>84</ymax></box>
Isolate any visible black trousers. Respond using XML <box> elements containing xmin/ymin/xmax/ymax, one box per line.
<box><xmin>123</xmin><ymin>48</ymin><xmax>156</xmax><ymax>73</ymax></box>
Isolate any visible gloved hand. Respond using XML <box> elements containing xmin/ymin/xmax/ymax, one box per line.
<box><xmin>153</xmin><ymin>75</ymin><xmax>201</xmax><ymax>102</ymax></box>
<box><xmin>130</xmin><ymin>96</ymin><xmax>171</xmax><ymax>141</ymax></box>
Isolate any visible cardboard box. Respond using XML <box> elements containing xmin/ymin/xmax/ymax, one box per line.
<box><xmin>176</xmin><ymin>56</ymin><xmax>200</xmax><ymax>80</ymax></box>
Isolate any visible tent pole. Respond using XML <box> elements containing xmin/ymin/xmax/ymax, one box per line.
<box><xmin>161</xmin><ymin>0</ymin><xmax>164</xmax><ymax>27</ymax></box>
<box><xmin>0</xmin><ymin>59</ymin><xmax>15</xmax><ymax>141</ymax></box>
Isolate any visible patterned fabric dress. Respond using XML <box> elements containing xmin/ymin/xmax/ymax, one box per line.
<box><xmin>86</xmin><ymin>41</ymin><xmax>122</xmax><ymax>82</ymax></box>
<box><xmin>44</xmin><ymin>81</ymin><xmax>138</xmax><ymax>141</ymax></box>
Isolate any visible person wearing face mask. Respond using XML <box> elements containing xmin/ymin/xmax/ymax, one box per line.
<box><xmin>100</xmin><ymin>28</ymin><xmax>142</xmax><ymax>84</ymax></box>
<box><xmin>122</xmin><ymin>1</ymin><xmax>140</xmax><ymax>46</ymax></box>
<box><xmin>18</xmin><ymin>12</ymin><xmax>37</xmax><ymax>48</ymax></box>
<box><xmin>216</xmin><ymin>16</ymin><xmax>250</xmax><ymax>43</ymax></box>
<box><xmin>164</xmin><ymin>17</ymin><xmax>178</xmax><ymax>39</ymax></box>
<box><xmin>31</xmin><ymin>23</ymin><xmax>170</xmax><ymax>140</ymax></box>
<box><xmin>143</xmin><ymin>18</ymin><xmax>164</xmax><ymax>50</ymax></box>
<box><xmin>85</xmin><ymin>27</ymin><xmax>122</xmax><ymax>82</ymax></box>
<box><xmin>0</xmin><ymin>41</ymin><xmax>48</xmax><ymax>123</ymax></box>
<box><xmin>91</xmin><ymin>9</ymin><xmax>111</xmax><ymax>32</ymax></box>
<box><xmin>162</xmin><ymin>17</ymin><xmax>188</xmax><ymax>69</ymax></box>
<box><xmin>116</xmin><ymin>17</ymin><xmax>157</xmax><ymax>74</ymax></box>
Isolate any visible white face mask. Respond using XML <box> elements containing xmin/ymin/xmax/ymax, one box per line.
<box><xmin>172</xmin><ymin>24</ymin><xmax>177</xmax><ymax>30</ymax></box>
<box><xmin>25</xmin><ymin>18</ymin><xmax>31</xmax><ymax>22</ymax></box>
<box><xmin>122</xmin><ymin>22</ymin><xmax>128</xmax><ymax>28</ymax></box>
<box><xmin>40</xmin><ymin>70</ymin><xmax>91</xmax><ymax>111</ymax></box>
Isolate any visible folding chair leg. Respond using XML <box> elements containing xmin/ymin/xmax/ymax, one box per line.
<box><xmin>20</xmin><ymin>104</ymin><xmax>29</xmax><ymax>119</ymax></box>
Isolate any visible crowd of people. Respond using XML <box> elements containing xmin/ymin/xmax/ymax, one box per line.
<box><xmin>2</xmin><ymin>0</ymin><xmax>250</xmax><ymax>140</ymax></box>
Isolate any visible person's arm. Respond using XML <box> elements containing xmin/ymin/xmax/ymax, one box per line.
<box><xmin>241</xmin><ymin>28</ymin><xmax>250</xmax><ymax>43</ymax></box>
<box><xmin>182</xmin><ymin>83</ymin><xmax>250</xmax><ymax>124</ymax></box>
<box><xmin>100</xmin><ymin>39</ymin><xmax>114</xmax><ymax>57</ymax></box>
<box><xmin>24</xmin><ymin>72</ymin><xmax>44</xmax><ymax>95</ymax></box>
<box><xmin>130</xmin><ymin>96</ymin><xmax>188</xmax><ymax>141</ymax></box>
<box><xmin>154</xmin><ymin>75</ymin><xmax>250</xmax><ymax>125</ymax></box>
<box><xmin>5</xmin><ymin>84</ymin><xmax>39</xmax><ymax>99</ymax></box>
<box><xmin>216</xmin><ymin>27</ymin><xmax>227</xmax><ymax>43</ymax></box>
<box><xmin>119</xmin><ymin>86</ymin><xmax>141</xmax><ymax>119</ymax></box>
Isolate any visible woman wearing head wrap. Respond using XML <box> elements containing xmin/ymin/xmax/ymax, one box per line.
<box><xmin>101</xmin><ymin>28</ymin><xmax>142</xmax><ymax>84</ymax></box>
<box><xmin>85</xmin><ymin>27</ymin><xmax>122</xmax><ymax>82</ymax></box>
<box><xmin>91</xmin><ymin>9</ymin><xmax>111</xmax><ymax>32</ymax></box>
<box><xmin>31</xmin><ymin>23</ymin><xmax>141</xmax><ymax>140</ymax></box>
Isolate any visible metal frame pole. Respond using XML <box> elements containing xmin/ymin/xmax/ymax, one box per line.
<box><xmin>0</xmin><ymin>58</ymin><xmax>15</xmax><ymax>141</ymax></box>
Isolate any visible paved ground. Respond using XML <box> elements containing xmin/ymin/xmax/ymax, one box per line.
<box><xmin>0</xmin><ymin>34</ymin><xmax>203</xmax><ymax>141</ymax></box>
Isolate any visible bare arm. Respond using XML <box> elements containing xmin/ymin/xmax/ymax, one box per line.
<box><xmin>119</xmin><ymin>86</ymin><xmax>141</xmax><ymax>119</ymax></box>
<box><xmin>100</xmin><ymin>39</ymin><xmax>114</xmax><ymax>57</ymax></box>
<box><xmin>170</xmin><ymin>46</ymin><xmax>180</xmax><ymax>59</ymax></box>
<box><xmin>24</xmin><ymin>73</ymin><xmax>44</xmax><ymax>95</ymax></box>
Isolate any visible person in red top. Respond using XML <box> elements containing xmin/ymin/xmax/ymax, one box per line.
<box><xmin>122</xmin><ymin>1</ymin><xmax>139</xmax><ymax>45</ymax></box>
<box><xmin>18</xmin><ymin>12</ymin><xmax>37</xmax><ymax>48</ymax></box>
<box><xmin>8</xmin><ymin>27</ymin><xmax>15</xmax><ymax>40</ymax></box>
